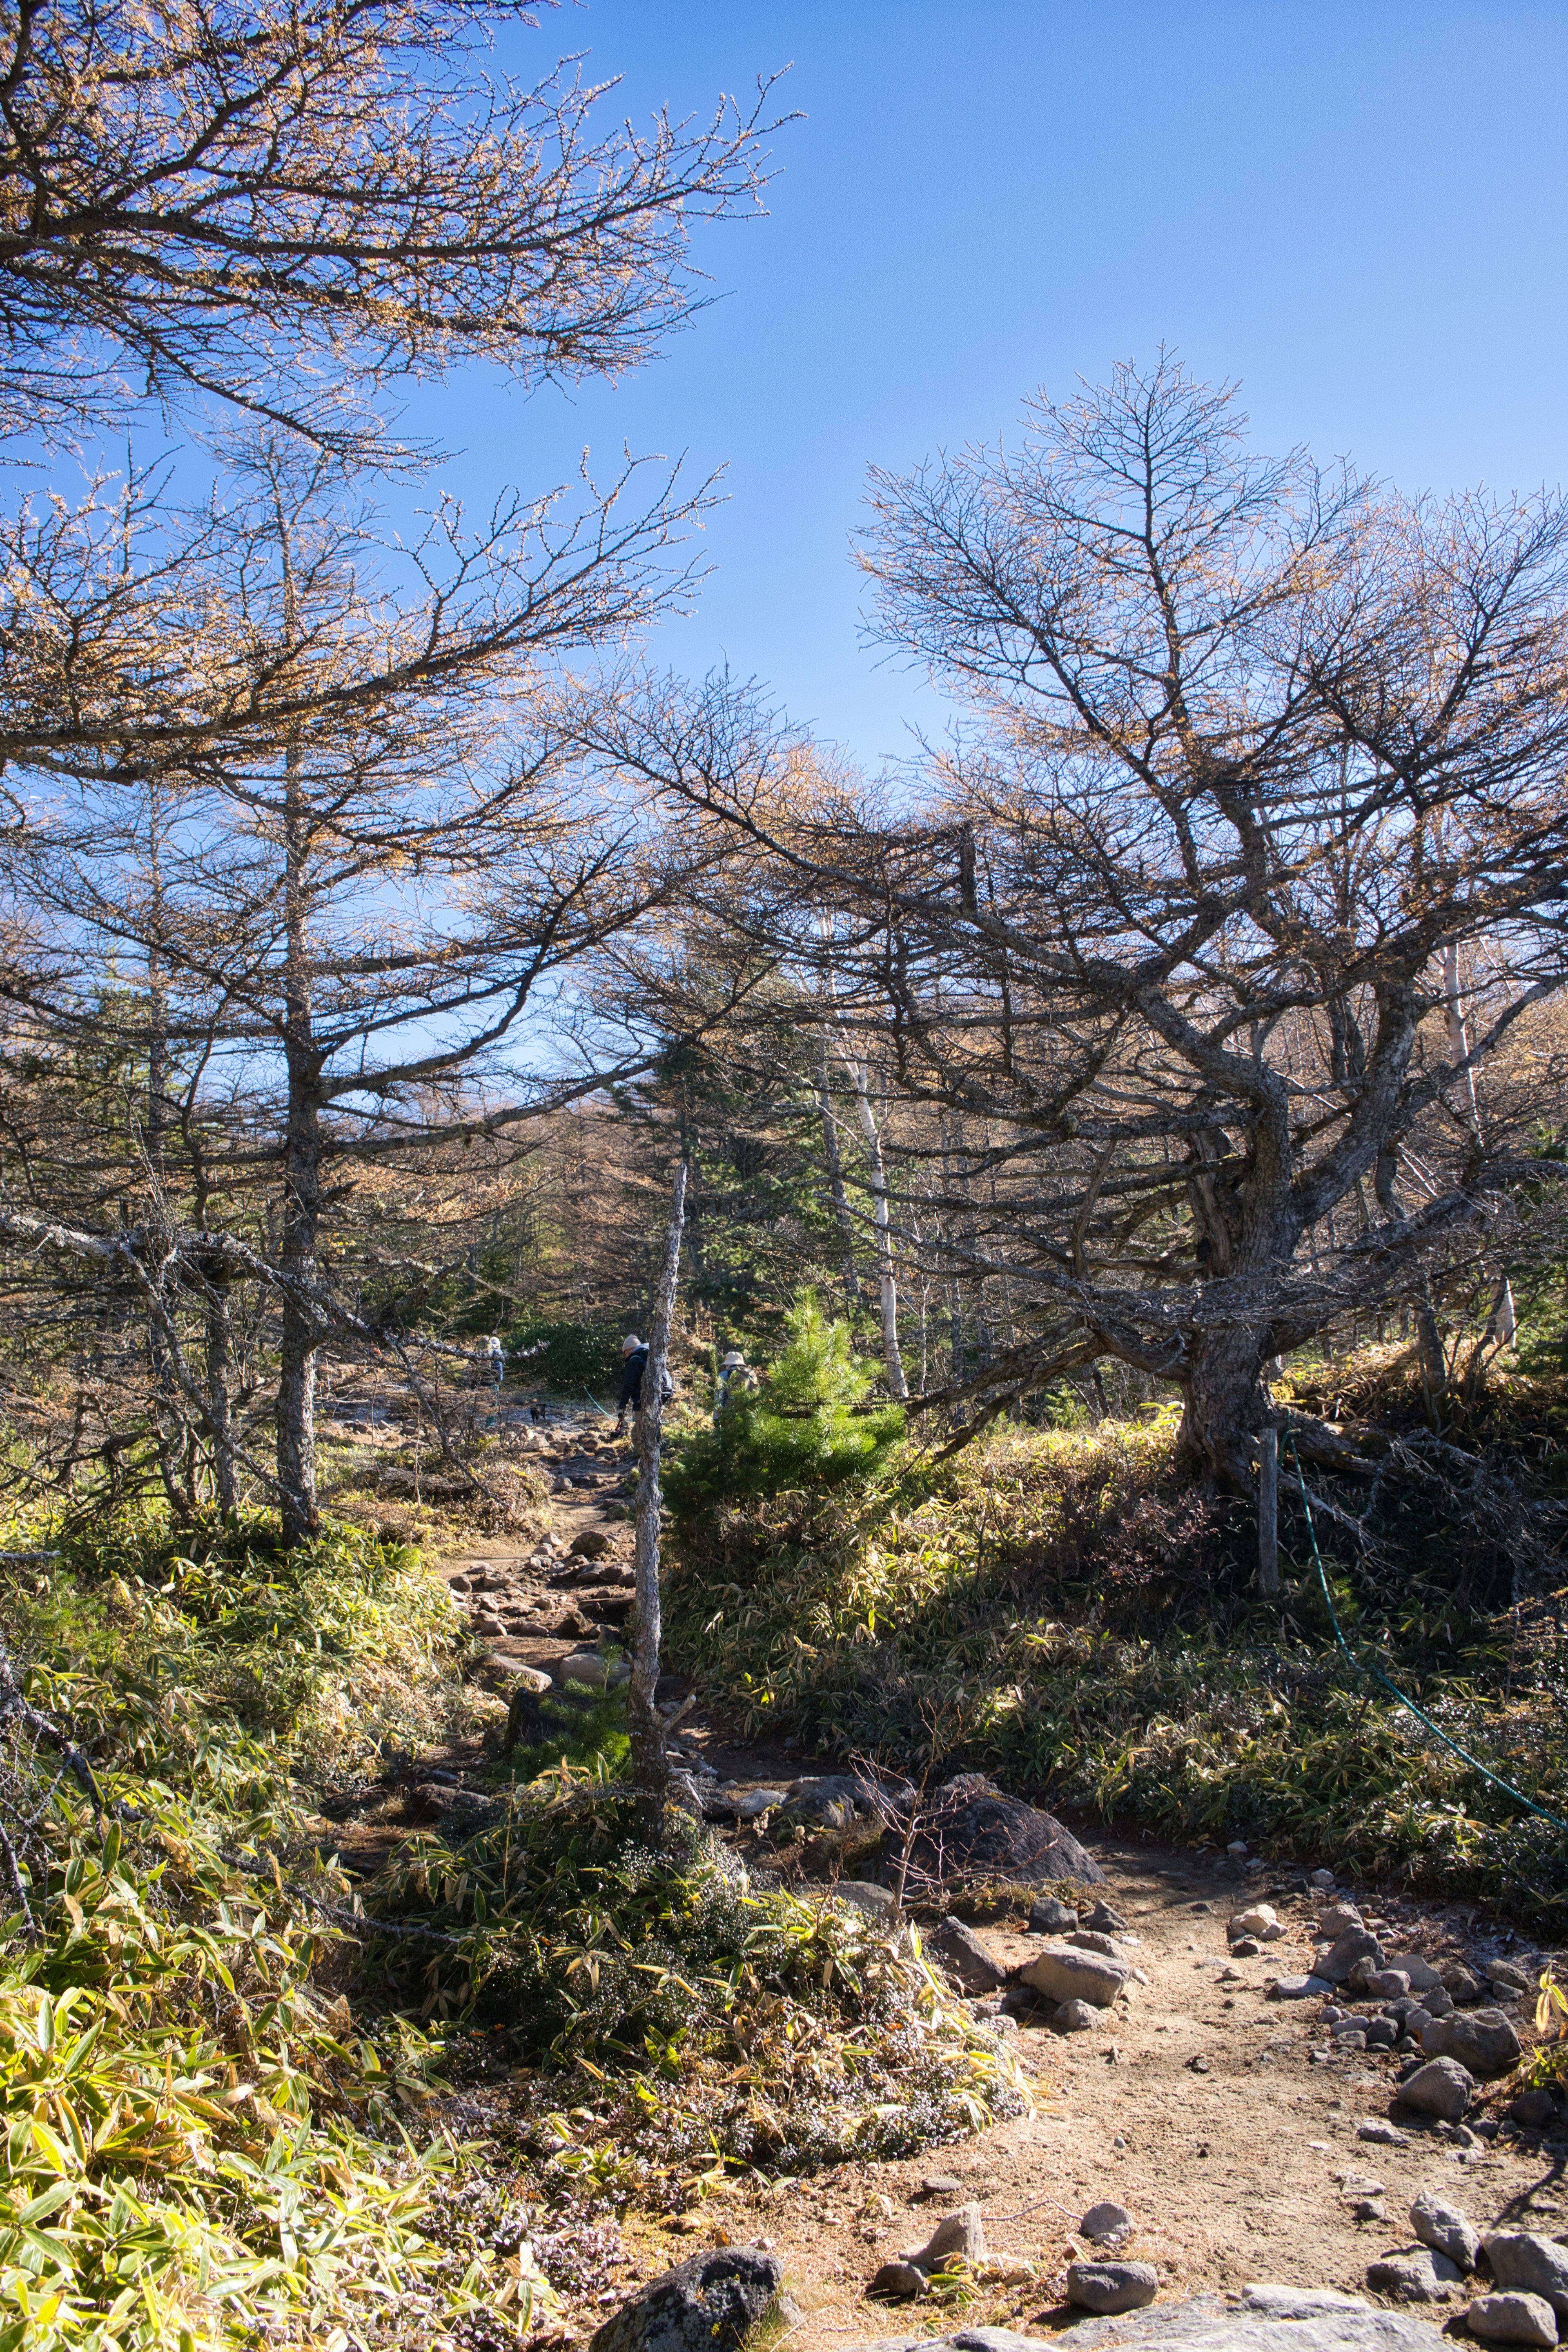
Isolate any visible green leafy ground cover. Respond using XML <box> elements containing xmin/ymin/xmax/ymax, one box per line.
<box><xmin>666</xmin><ymin>1398</ymin><xmax>1568</xmax><ymax>1931</ymax></box>
<box><xmin>0</xmin><ymin>1505</ymin><xmax>1024</xmax><ymax>2347</ymax></box>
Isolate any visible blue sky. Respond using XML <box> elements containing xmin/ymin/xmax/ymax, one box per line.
<box><xmin>419</xmin><ymin>2</ymin><xmax>1568</xmax><ymax>771</ymax></box>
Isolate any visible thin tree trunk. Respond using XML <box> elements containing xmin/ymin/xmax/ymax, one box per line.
<box><xmin>277</xmin><ymin>727</ymin><xmax>321</xmax><ymax>1546</ymax></box>
<box><xmin>837</xmin><ymin>1049</ymin><xmax>908</xmax><ymax>1400</ymax></box>
<box><xmin>1256</xmin><ymin>1426</ymin><xmax>1279</xmax><ymax>1596</ymax></box>
<box><xmin>204</xmin><ymin>1263</ymin><xmax>239</xmax><ymax>1517</ymax></box>
<box><xmin>815</xmin><ymin>1029</ymin><xmax>862</xmax><ymax>1314</ymax></box>
<box><xmin>628</xmin><ymin>1156</ymin><xmax>689</xmax><ymax>1840</ymax></box>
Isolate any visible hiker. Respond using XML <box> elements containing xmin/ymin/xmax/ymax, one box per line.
<box><xmin>479</xmin><ymin>1332</ymin><xmax>504</xmax><ymax>1399</ymax></box>
<box><xmin>715</xmin><ymin>1348</ymin><xmax>755</xmax><ymax>1423</ymax></box>
<box><xmin>614</xmin><ymin>1331</ymin><xmax>675</xmax><ymax>1436</ymax></box>
<box><xmin>613</xmin><ymin>1333</ymin><xmax>648</xmax><ymax>1435</ymax></box>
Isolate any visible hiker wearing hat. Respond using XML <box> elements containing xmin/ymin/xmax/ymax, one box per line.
<box><xmin>715</xmin><ymin>1348</ymin><xmax>756</xmax><ymax>1423</ymax></box>
<box><xmin>614</xmin><ymin>1333</ymin><xmax>647</xmax><ymax>1435</ymax></box>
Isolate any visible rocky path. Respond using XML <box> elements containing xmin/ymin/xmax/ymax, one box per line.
<box><xmin>332</xmin><ymin>1418</ymin><xmax>1568</xmax><ymax>2350</ymax></box>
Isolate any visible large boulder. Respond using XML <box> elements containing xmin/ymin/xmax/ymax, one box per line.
<box><xmin>893</xmin><ymin>1775</ymin><xmax>1105</xmax><ymax>1893</ymax></box>
<box><xmin>1419</xmin><ymin>2009</ymin><xmax>1522</xmax><ymax>2080</ymax></box>
<box><xmin>590</xmin><ymin>2249</ymin><xmax>793</xmax><ymax>2352</ymax></box>
<box><xmin>915</xmin><ymin>2286</ymin><xmax>1456</xmax><ymax>2352</ymax></box>
<box><xmin>1018</xmin><ymin>1943</ymin><xmax>1129</xmax><ymax>2008</ymax></box>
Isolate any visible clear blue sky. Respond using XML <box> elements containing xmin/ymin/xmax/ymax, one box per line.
<box><xmin>422</xmin><ymin>2</ymin><xmax>1568</xmax><ymax>771</ymax></box>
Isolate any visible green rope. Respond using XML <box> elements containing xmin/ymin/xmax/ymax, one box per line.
<box><xmin>1284</xmin><ymin>1427</ymin><xmax>1567</xmax><ymax>1834</ymax></box>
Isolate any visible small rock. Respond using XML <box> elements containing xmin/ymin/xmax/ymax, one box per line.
<box><xmin>1440</xmin><ymin>1961</ymin><xmax>1485</xmax><ymax>2005</ymax></box>
<box><xmin>734</xmin><ymin>1788</ymin><xmax>787</xmax><ymax>1820</ymax></box>
<box><xmin>836</xmin><ymin>1881</ymin><xmax>898</xmax><ymax>1922</ymax></box>
<box><xmin>1359</xmin><ymin>2120</ymin><xmax>1411</xmax><ymax>2145</ymax></box>
<box><xmin>1509</xmin><ymin>2091</ymin><xmax>1558</xmax><ymax>2130</ymax></box>
<box><xmin>1411</xmin><ymin>2190</ymin><xmax>1480</xmax><ymax>2271</ymax></box>
<box><xmin>1080</xmin><ymin>2202</ymin><xmax>1134</xmax><ymax>2243</ymax></box>
<box><xmin>1071</xmin><ymin>1930</ymin><xmax>1122</xmax><ymax>1958</ymax></box>
<box><xmin>589</xmin><ymin>2247</ymin><xmax>793</xmax><ymax>2352</ymax></box>
<box><xmin>1229</xmin><ymin>1904</ymin><xmax>1280</xmax><ymax>1937</ymax></box>
<box><xmin>1482</xmin><ymin>2236</ymin><xmax>1568</xmax><ymax>2318</ymax></box>
<box><xmin>556</xmin><ymin>1650</ymin><xmax>608</xmax><ymax>1687</ymax></box>
<box><xmin>1028</xmin><ymin>1896</ymin><xmax>1079</xmax><ymax>1935</ymax></box>
<box><xmin>1018</xmin><ymin>1944</ymin><xmax>1129</xmax><ymax>2008</ymax></box>
<box><xmin>1083</xmin><ymin>1900</ymin><xmax>1128</xmax><ymax>1932</ymax></box>
<box><xmin>1352</xmin><ymin>2199</ymin><xmax>1388</xmax><ymax>2223</ymax></box>
<box><xmin>1055</xmin><ymin>1998</ymin><xmax>1098</xmax><ymax>2033</ymax></box>
<box><xmin>1227</xmin><ymin>1839</ymin><xmax>1249</xmax><ymax>1857</ymax></box>
<box><xmin>1230</xmin><ymin>1937</ymin><xmax>1261</xmax><ymax>1958</ymax></box>
<box><xmin>1334</xmin><ymin>2023</ymin><xmax>1370</xmax><ymax>2049</ymax></box>
<box><xmin>1366</xmin><ymin>2250</ymin><xmax>1459</xmax><ymax>2302</ymax></box>
<box><xmin>1368</xmin><ymin>1970</ymin><xmax>1414</xmax><ymax>2002</ymax></box>
<box><xmin>568</xmin><ymin>1529</ymin><xmax>614</xmax><ymax>1559</ymax></box>
<box><xmin>871</xmin><ymin>2261</ymin><xmax>927</xmax><ymax>2301</ymax></box>
<box><xmin>1405</xmin><ymin>2007</ymin><xmax>1436</xmax><ymax>2040</ymax></box>
<box><xmin>1425</xmin><ymin>1987</ymin><xmax>1456</xmax><ymax>2020</ymax></box>
<box><xmin>1321</xmin><ymin>1903</ymin><xmax>1367</xmax><ymax>1936</ymax></box>
<box><xmin>918</xmin><ymin>2175</ymin><xmax>964</xmax><ymax>2198</ymax></box>
<box><xmin>1365</xmin><ymin>2020</ymin><xmax>1399</xmax><ymax>2050</ymax></box>
<box><xmin>929</xmin><ymin>1918</ymin><xmax>1009</xmax><ymax>1996</ymax></box>
<box><xmin>1385</xmin><ymin>1954</ymin><xmax>1445</xmax><ymax>1993</ymax></box>
<box><xmin>904</xmin><ymin>2206</ymin><xmax>986</xmax><ymax>2272</ymax></box>
<box><xmin>1467</xmin><ymin>2293</ymin><xmax>1560</xmax><ymax>2347</ymax></box>
<box><xmin>1271</xmin><ymin>1974</ymin><xmax>1336</xmax><ymax>2000</ymax></box>
<box><xmin>508</xmin><ymin>1663</ymin><xmax>553</xmax><ymax>1694</ymax></box>
<box><xmin>1066</xmin><ymin>2260</ymin><xmax>1160</xmax><ymax>2314</ymax></box>
<box><xmin>1487</xmin><ymin>1959</ymin><xmax>1535</xmax><ymax>1998</ymax></box>
<box><xmin>1397</xmin><ymin>2058</ymin><xmax>1475</xmax><ymax>2121</ymax></box>
<box><xmin>1319</xmin><ymin>1928</ymin><xmax>1386</xmax><ymax>1984</ymax></box>
<box><xmin>1312</xmin><ymin>1868</ymin><xmax>1337</xmax><ymax>1886</ymax></box>
<box><xmin>1421</xmin><ymin>2009</ymin><xmax>1523</xmax><ymax>2080</ymax></box>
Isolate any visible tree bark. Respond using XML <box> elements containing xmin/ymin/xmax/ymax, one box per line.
<box><xmin>628</xmin><ymin>1156</ymin><xmax>688</xmax><ymax>1840</ymax></box>
<box><xmin>1256</xmin><ymin>1425</ymin><xmax>1279</xmax><ymax>1596</ymax></box>
<box><xmin>277</xmin><ymin>724</ymin><xmax>321</xmax><ymax>1548</ymax></box>
<box><xmin>837</xmin><ymin>1048</ymin><xmax>908</xmax><ymax>1400</ymax></box>
<box><xmin>815</xmin><ymin>1028</ymin><xmax>862</xmax><ymax>1315</ymax></box>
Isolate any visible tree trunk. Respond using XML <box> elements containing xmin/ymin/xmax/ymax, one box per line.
<box><xmin>277</xmin><ymin>727</ymin><xmax>320</xmax><ymax>1548</ymax></box>
<box><xmin>204</xmin><ymin>1263</ymin><xmax>239</xmax><ymax>1517</ymax></box>
<box><xmin>837</xmin><ymin>1049</ymin><xmax>908</xmax><ymax>1400</ymax></box>
<box><xmin>628</xmin><ymin>1156</ymin><xmax>689</xmax><ymax>1840</ymax></box>
<box><xmin>815</xmin><ymin>1029</ymin><xmax>862</xmax><ymax>1314</ymax></box>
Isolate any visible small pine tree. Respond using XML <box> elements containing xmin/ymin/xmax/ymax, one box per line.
<box><xmin>665</xmin><ymin>1292</ymin><xmax>904</xmax><ymax>1519</ymax></box>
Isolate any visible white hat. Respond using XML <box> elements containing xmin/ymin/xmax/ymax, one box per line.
<box><xmin>721</xmin><ymin>1350</ymin><xmax>746</xmax><ymax>1368</ymax></box>
<box><xmin>621</xmin><ymin>1334</ymin><xmax>642</xmax><ymax>1353</ymax></box>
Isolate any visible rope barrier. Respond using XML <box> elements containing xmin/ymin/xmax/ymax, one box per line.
<box><xmin>1284</xmin><ymin>1426</ymin><xmax>1567</xmax><ymax>1833</ymax></box>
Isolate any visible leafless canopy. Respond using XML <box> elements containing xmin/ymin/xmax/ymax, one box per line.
<box><xmin>0</xmin><ymin>0</ymin><xmax>784</xmax><ymax>448</ymax></box>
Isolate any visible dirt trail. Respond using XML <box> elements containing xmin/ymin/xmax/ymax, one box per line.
<box><xmin>360</xmin><ymin>1418</ymin><xmax>1566</xmax><ymax>2341</ymax></box>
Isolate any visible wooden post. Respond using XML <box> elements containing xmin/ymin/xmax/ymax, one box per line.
<box><xmin>628</xmin><ymin>1158</ymin><xmax>689</xmax><ymax>1837</ymax></box>
<box><xmin>1257</xmin><ymin>1425</ymin><xmax>1279</xmax><ymax>1597</ymax></box>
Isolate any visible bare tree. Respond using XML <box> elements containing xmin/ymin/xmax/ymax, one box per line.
<box><xmin>0</xmin><ymin>0</ymin><xmax>784</xmax><ymax>451</ymax></box>
<box><xmin>578</xmin><ymin>361</ymin><xmax>1568</xmax><ymax>1490</ymax></box>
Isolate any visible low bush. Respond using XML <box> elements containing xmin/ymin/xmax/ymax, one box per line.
<box><xmin>366</xmin><ymin>1779</ymin><xmax>1026</xmax><ymax>2194</ymax></box>
<box><xmin>665</xmin><ymin>1413</ymin><xmax>1568</xmax><ymax>1929</ymax></box>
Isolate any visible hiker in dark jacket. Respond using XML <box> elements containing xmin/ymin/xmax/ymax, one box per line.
<box><xmin>614</xmin><ymin>1334</ymin><xmax>648</xmax><ymax>1434</ymax></box>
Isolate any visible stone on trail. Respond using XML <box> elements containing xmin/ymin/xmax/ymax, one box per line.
<box><xmin>1409</xmin><ymin>2192</ymin><xmax>1479</xmax><ymax>2273</ymax></box>
<box><xmin>1320</xmin><ymin>1904</ymin><xmax>1367</xmax><ymax>1936</ymax></box>
<box><xmin>929</xmin><ymin>1917</ymin><xmax>1009</xmax><ymax>1996</ymax></box>
<box><xmin>1319</xmin><ymin>1929</ymin><xmax>1386</xmax><ymax>1984</ymax></box>
<box><xmin>555</xmin><ymin>1650</ymin><xmax>608</xmax><ymax>1687</ymax></box>
<box><xmin>784</xmin><ymin>1775</ymin><xmax>865</xmax><ymax>1828</ymax></box>
<box><xmin>1365</xmin><ymin>2249</ymin><xmax>1461</xmax><ymax>2303</ymax></box>
<box><xmin>1367</xmin><ymin>1971</ymin><xmax>1413</xmax><ymax>2002</ymax></box>
<box><xmin>1396</xmin><ymin>2058</ymin><xmax>1475</xmax><ymax>2121</ymax></box>
<box><xmin>1509</xmin><ymin>2091</ymin><xmax>1558</xmax><ymax>2129</ymax></box>
<box><xmin>1439</xmin><ymin>1961</ymin><xmax>1484</xmax><ymax>2005</ymax></box>
<box><xmin>1384</xmin><ymin>1955</ymin><xmax>1444</xmax><ymax>1994</ymax></box>
<box><xmin>1081</xmin><ymin>2202</ymin><xmax>1134</xmax><ymax>2243</ymax></box>
<box><xmin>871</xmin><ymin>2262</ymin><xmax>928</xmax><ymax>2301</ymax></box>
<box><xmin>1486</xmin><ymin>1959</ymin><xmax>1535</xmax><ymax>1999</ymax></box>
<box><xmin>590</xmin><ymin>2248</ymin><xmax>794</xmax><ymax>2352</ymax></box>
<box><xmin>896</xmin><ymin>1773</ymin><xmax>1106</xmax><ymax>1893</ymax></box>
<box><xmin>568</xmin><ymin>1529</ymin><xmax>614</xmax><ymax>1559</ymax></box>
<box><xmin>1481</xmin><ymin>2236</ymin><xmax>1568</xmax><ymax>2319</ymax></box>
<box><xmin>1272</xmin><ymin>1974</ymin><xmax>1336</xmax><ymax>2000</ymax></box>
<box><xmin>1230</xmin><ymin>1904</ymin><xmax>1281</xmax><ymax>1937</ymax></box>
<box><xmin>734</xmin><ymin>1788</ymin><xmax>787</xmax><ymax>1820</ymax></box>
<box><xmin>1072</xmin><ymin>1930</ymin><xmax>1122</xmax><ymax>1957</ymax></box>
<box><xmin>1466</xmin><ymin>2295</ymin><xmax>1559</xmax><ymax>2348</ymax></box>
<box><xmin>1084</xmin><ymin>1900</ymin><xmax>1129</xmax><ymax>1932</ymax></box>
<box><xmin>1067</xmin><ymin>2261</ymin><xmax>1160</xmax><ymax>2314</ymax></box>
<box><xmin>1018</xmin><ymin>1942</ymin><xmax>1129</xmax><ymax>2007</ymax></box>
<box><xmin>1055</xmin><ymin>1997</ymin><xmax>1098</xmax><ymax>2032</ymax></box>
<box><xmin>957</xmin><ymin>2284</ymin><xmax>1454</xmax><ymax>2352</ymax></box>
<box><xmin>918</xmin><ymin>2175</ymin><xmax>964</xmax><ymax>2198</ymax></box>
<box><xmin>903</xmin><ymin>2206</ymin><xmax>986</xmax><ymax>2272</ymax></box>
<box><xmin>1029</xmin><ymin>1895</ymin><xmax>1079</xmax><ymax>1935</ymax></box>
<box><xmin>1419</xmin><ymin>2009</ymin><xmax>1523</xmax><ymax>2080</ymax></box>
<box><xmin>1359</xmin><ymin>2121</ymin><xmax>1411</xmax><ymax>2146</ymax></box>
